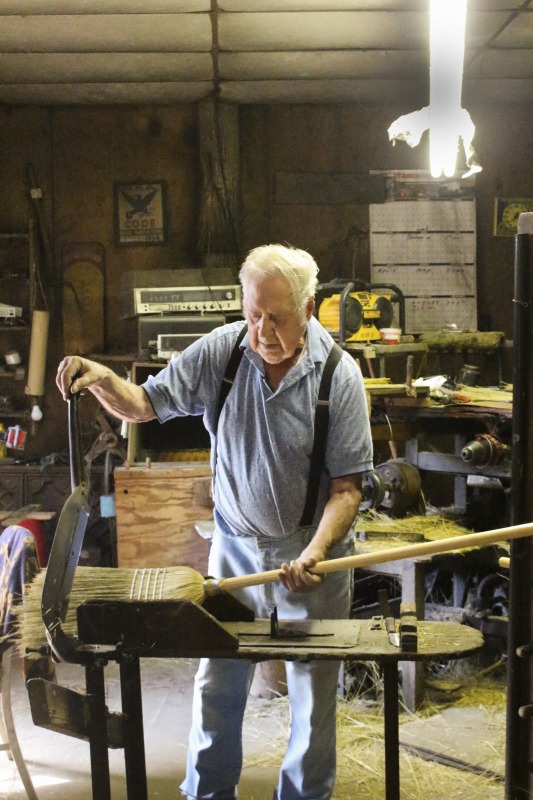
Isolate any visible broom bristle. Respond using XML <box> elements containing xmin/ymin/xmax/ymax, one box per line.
<box><xmin>13</xmin><ymin>565</ymin><xmax>206</xmax><ymax>657</ymax></box>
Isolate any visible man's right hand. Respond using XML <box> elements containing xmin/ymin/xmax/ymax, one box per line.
<box><xmin>56</xmin><ymin>355</ymin><xmax>156</xmax><ymax>423</ymax></box>
<box><xmin>56</xmin><ymin>356</ymin><xmax>110</xmax><ymax>401</ymax></box>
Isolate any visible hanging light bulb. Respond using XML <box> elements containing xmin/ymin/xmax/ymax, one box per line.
<box><xmin>31</xmin><ymin>402</ymin><xmax>43</xmax><ymax>421</ymax></box>
<box><xmin>429</xmin><ymin>0</ymin><xmax>467</xmax><ymax>178</ymax></box>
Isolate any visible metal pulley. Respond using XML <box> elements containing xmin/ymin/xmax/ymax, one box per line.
<box><xmin>461</xmin><ymin>433</ymin><xmax>510</xmax><ymax>467</ymax></box>
<box><xmin>361</xmin><ymin>469</ymin><xmax>387</xmax><ymax>510</ymax></box>
<box><xmin>361</xmin><ymin>459</ymin><xmax>422</xmax><ymax>517</ymax></box>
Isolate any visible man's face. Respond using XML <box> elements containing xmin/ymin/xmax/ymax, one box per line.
<box><xmin>243</xmin><ymin>275</ymin><xmax>314</xmax><ymax>365</ymax></box>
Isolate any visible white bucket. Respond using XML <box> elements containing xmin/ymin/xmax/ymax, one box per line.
<box><xmin>380</xmin><ymin>327</ymin><xmax>401</xmax><ymax>345</ymax></box>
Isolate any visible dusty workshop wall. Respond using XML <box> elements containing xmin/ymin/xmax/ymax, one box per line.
<box><xmin>240</xmin><ymin>103</ymin><xmax>430</xmax><ymax>287</ymax></box>
<box><xmin>469</xmin><ymin>103</ymin><xmax>533</xmax><ymax>338</ymax></box>
<box><xmin>0</xmin><ymin>107</ymin><xmax>53</xmax><ymax>231</ymax></box>
<box><xmin>0</xmin><ymin>106</ymin><xmax>57</xmax><ymax>460</ymax></box>
<box><xmin>0</xmin><ymin>104</ymin><xmax>202</xmax><ymax>460</ymax></box>
<box><xmin>51</xmin><ymin>106</ymin><xmax>201</xmax><ymax>354</ymax></box>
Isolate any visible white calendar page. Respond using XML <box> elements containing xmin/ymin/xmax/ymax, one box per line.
<box><xmin>406</xmin><ymin>296</ymin><xmax>476</xmax><ymax>332</ymax></box>
<box><xmin>369</xmin><ymin>199</ymin><xmax>477</xmax><ymax>333</ymax></box>
<box><xmin>372</xmin><ymin>264</ymin><xmax>476</xmax><ymax>297</ymax></box>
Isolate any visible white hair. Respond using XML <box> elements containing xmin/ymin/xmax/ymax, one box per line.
<box><xmin>239</xmin><ymin>244</ymin><xmax>318</xmax><ymax>317</ymax></box>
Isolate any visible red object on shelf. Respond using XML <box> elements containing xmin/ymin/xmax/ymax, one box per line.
<box><xmin>6</xmin><ymin>425</ymin><xmax>27</xmax><ymax>450</ymax></box>
<box><xmin>19</xmin><ymin>518</ymin><xmax>48</xmax><ymax>567</ymax></box>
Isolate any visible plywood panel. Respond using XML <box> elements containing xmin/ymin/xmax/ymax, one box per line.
<box><xmin>115</xmin><ymin>464</ymin><xmax>212</xmax><ymax>573</ymax></box>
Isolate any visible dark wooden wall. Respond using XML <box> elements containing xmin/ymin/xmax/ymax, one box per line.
<box><xmin>0</xmin><ymin>100</ymin><xmax>530</xmax><ymax>459</ymax></box>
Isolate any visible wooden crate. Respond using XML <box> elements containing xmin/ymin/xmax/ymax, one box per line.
<box><xmin>114</xmin><ymin>464</ymin><xmax>212</xmax><ymax>573</ymax></box>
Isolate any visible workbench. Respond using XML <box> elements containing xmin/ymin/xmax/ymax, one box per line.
<box><xmin>373</xmin><ymin>395</ymin><xmax>513</xmax><ymax>515</ymax></box>
<box><xmin>28</xmin><ymin>596</ymin><xmax>483</xmax><ymax>800</ymax></box>
<box><xmin>345</xmin><ymin>341</ymin><xmax>428</xmax><ymax>378</ymax></box>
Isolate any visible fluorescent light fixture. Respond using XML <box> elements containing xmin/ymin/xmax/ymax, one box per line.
<box><xmin>388</xmin><ymin>0</ymin><xmax>481</xmax><ymax>179</ymax></box>
<box><xmin>429</xmin><ymin>0</ymin><xmax>467</xmax><ymax>178</ymax></box>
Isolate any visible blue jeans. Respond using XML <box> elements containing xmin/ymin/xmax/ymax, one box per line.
<box><xmin>179</xmin><ymin>524</ymin><xmax>354</xmax><ymax>800</ymax></box>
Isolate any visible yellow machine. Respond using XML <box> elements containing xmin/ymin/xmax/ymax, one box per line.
<box><xmin>318</xmin><ymin>291</ymin><xmax>394</xmax><ymax>342</ymax></box>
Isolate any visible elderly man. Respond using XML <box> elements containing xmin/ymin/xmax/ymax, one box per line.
<box><xmin>56</xmin><ymin>243</ymin><xmax>373</xmax><ymax>800</ymax></box>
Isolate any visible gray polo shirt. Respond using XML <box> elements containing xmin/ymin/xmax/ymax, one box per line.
<box><xmin>143</xmin><ymin>317</ymin><xmax>373</xmax><ymax>539</ymax></box>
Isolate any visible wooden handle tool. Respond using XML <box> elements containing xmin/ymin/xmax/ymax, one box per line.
<box><xmin>205</xmin><ymin>521</ymin><xmax>533</xmax><ymax>594</ymax></box>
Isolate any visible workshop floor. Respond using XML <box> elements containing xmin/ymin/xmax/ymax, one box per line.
<box><xmin>1</xmin><ymin>655</ymin><xmax>506</xmax><ymax>800</ymax></box>
<box><xmin>1</xmin><ymin>656</ymin><xmax>282</xmax><ymax>800</ymax></box>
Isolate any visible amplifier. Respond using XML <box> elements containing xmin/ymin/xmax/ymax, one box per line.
<box><xmin>0</xmin><ymin>303</ymin><xmax>22</xmax><ymax>318</ymax></box>
<box><xmin>137</xmin><ymin>314</ymin><xmax>225</xmax><ymax>355</ymax></box>
<box><xmin>127</xmin><ymin>285</ymin><xmax>241</xmax><ymax>316</ymax></box>
<box><xmin>157</xmin><ymin>333</ymin><xmax>206</xmax><ymax>359</ymax></box>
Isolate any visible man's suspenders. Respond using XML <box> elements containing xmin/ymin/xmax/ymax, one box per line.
<box><xmin>214</xmin><ymin>325</ymin><xmax>247</xmax><ymax>428</ymax></box>
<box><xmin>299</xmin><ymin>342</ymin><xmax>343</xmax><ymax>526</ymax></box>
<box><xmin>215</xmin><ymin>326</ymin><xmax>343</xmax><ymax>527</ymax></box>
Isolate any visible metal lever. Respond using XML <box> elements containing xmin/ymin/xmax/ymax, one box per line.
<box><xmin>378</xmin><ymin>589</ymin><xmax>400</xmax><ymax>647</ymax></box>
<box><xmin>41</xmin><ymin>392</ymin><xmax>90</xmax><ymax>662</ymax></box>
<box><xmin>68</xmin><ymin>391</ymin><xmax>85</xmax><ymax>491</ymax></box>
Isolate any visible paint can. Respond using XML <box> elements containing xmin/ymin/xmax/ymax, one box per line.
<box><xmin>459</xmin><ymin>364</ymin><xmax>480</xmax><ymax>386</ymax></box>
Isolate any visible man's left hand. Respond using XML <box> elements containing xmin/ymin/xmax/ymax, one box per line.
<box><xmin>278</xmin><ymin>545</ymin><xmax>326</xmax><ymax>593</ymax></box>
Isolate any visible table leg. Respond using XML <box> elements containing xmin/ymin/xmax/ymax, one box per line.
<box><xmin>120</xmin><ymin>655</ymin><xmax>148</xmax><ymax>800</ymax></box>
<box><xmin>85</xmin><ymin>660</ymin><xmax>112</xmax><ymax>800</ymax></box>
<box><xmin>382</xmin><ymin>661</ymin><xmax>400</xmax><ymax>800</ymax></box>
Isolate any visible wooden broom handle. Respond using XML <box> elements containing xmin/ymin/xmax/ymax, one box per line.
<box><xmin>216</xmin><ymin>521</ymin><xmax>533</xmax><ymax>592</ymax></box>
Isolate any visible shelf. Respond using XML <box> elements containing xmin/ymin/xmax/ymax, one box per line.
<box><xmin>0</xmin><ymin>368</ymin><xmax>25</xmax><ymax>379</ymax></box>
<box><xmin>0</xmin><ymin>222</ymin><xmax>34</xmax><ymax>438</ymax></box>
<box><xmin>345</xmin><ymin>342</ymin><xmax>428</xmax><ymax>356</ymax></box>
<box><xmin>89</xmin><ymin>353</ymin><xmax>137</xmax><ymax>362</ymax></box>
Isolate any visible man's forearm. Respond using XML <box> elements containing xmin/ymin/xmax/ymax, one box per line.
<box><xmin>307</xmin><ymin>480</ymin><xmax>361</xmax><ymax>561</ymax></box>
<box><xmin>56</xmin><ymin>355</ymin><xmax>157</xmax><ymax>422</ymax></box>
<box><xmin>312</xmin><ymin>492</ymin><xmax>361</xmax><ymax>555</ymax></box>
<box><xmin>279</xmin><ymin>474</ymin><xmax>362</xmax><ymax>592</ymax></box>
<box><xmin>89</xmin><ymin>372</ymin><xmax>157</xmax><ymax>423</ymax></box>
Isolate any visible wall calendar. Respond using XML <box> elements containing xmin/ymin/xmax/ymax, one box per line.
<box><xmin>369</xmin><ymin>195</ymin><xmax>477</xmax><ymax>334</ymax></box>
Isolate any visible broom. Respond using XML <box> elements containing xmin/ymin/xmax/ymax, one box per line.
<box><xmin>15</xmin><ymin>520</ymin><xmax>533</xmax><ymax>655</ymax></box>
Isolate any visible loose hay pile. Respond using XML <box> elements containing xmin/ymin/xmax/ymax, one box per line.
<box><xmin>355</xmin><ymin>511</ymin><xmax>480</xmax><ymax>543</ymax></box>
<box><xmin>243</xmin><ymin>671</ymin><xmax>506</xmax><ymax>799</ymax></box>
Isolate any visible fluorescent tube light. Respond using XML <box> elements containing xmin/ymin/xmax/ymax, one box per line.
<box><xmin>429</xmin><ymin>0</ymin><xmax>467</xmax><ymax>178</ymax></box>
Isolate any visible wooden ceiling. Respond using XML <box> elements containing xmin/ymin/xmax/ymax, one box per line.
<box><xmin>0</xmin><ymin>1</ymin><xmax>532</xmax><ymax>106</ymax></box>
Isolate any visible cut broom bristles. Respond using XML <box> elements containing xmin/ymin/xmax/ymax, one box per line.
<box><xmin>13</xmin><ymin>565</ymin><xmax>207</xmax><ymax>656</ymax></box>
<box><xmin>455</xmin><ymin>385</ymin><xmax>513</xmax><ymax>404</ymax></box>
<box><xmin>418</xmin><ymin>331</ymin><xmax>505</xmax><ymax>350</ymax></box>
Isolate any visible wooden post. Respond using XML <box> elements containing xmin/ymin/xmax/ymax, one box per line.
<box><xmin>506</xmin><ymin>214</ymin><xmax>533</xmax><ymax>799</ymax></box>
